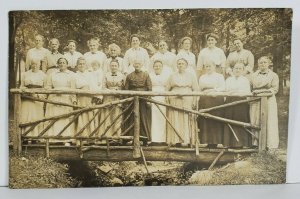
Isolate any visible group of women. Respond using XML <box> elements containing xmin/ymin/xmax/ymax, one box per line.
<box><xmin>20</xmin><ymin>33</ymin><xmax>279</xmax><ymax>149</ymax></box>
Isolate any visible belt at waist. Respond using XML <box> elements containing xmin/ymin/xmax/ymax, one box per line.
<box><xmin>26</xmin><ymin>84</ymin><xmax>43</xmax><ymax>88</ymax></box>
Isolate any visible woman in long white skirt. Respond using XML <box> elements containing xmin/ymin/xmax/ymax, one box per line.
<box><xmin>20</xmin><ymin>59</ymin><xmax>46</xmax><ymax>139</ymax></box>
<box><xmin>149</xmin><ymin>60</ymin><xmax>172</xmax><ymax>145</ymax></box>
<box><xmin>45</xmin><ymin>57</ymin><xmax>77</xmax><ymax>146</ymax></box>
<box><xmin>250</xmin><ymin>56</ymin><xmax>279</xmax><ymax>149</ymax></box>
<box><xmin>74</xmin><ymin>57</ymin><xmax>95</xmax><ymax>138</ymax></box>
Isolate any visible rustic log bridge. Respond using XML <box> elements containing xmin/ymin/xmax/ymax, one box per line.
<box><xmin>11</xmin><ymin>89</ymin><xmax>269</xmax><ymax>164</ymax></box>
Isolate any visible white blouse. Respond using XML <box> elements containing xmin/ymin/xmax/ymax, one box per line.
<box><xmin>123</xmin><ymin>47</ymin><xmax>150</xmax><ymax>73</ymax></box>
<box><xmin>64</xmin><ymin>51</ymin><xmax>83</xmax><ymax>69</ymax></box>
<box><xmin>198</xmin><ymin>72</ymin><xmax>225</xmax><ymax>92</ymax></box>
<box><xmin>197</xmin><ymin>47</ymin><xmax>226</xmax><ymax>70</ymax></box>
<box><xmin>225</xmin><ymin>76</ymin><xmax>251</xmax><ymax>94</ymax></box>
<box><xmin>83</xmin><ymin>51</ymin><xmax>107</xmax><ymax>71</ymax></box>
<box><xmin>150</xmin><ymin>51</ymin><xmax>177</xmax><ymax>72</ymax></box>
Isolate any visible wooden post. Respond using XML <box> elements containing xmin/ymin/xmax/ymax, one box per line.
<box><xmin>133</xmin><ymin>96</ymin><xmax>141</xmax><ymax>158</ymax></box>
<box><xmin>13</xmin><ymin>94</ymin><xmax>22</xmax><ymax>156</ymax></box>
<box><xmin>45</xmin><ymin>139</ymin><xmax>50</xmax><ymax>158</ymax></box>
<box><xmin>259</xmin><ymin>97</ymin><xmax>268</xmax><ymax>151</ymax></box>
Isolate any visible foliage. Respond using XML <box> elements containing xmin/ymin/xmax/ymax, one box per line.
<box><xmin>9</xmin><ymin>155</ymin><xmax>77</xmax><ymax>188</ymax></box>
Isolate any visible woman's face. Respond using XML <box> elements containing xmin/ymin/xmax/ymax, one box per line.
<box><xmin>77</xmin><ymin>60</ymin><xmax>86</xmax><ymax>72</ymax></box>
<box><xmin>31</xmin><ymin>61</ymin><xmax>40</xmax><ymax>71</ymax></box>
<box><xmin>207</xmin><ymin>36</ymin><xmax>217</xmax><ymax>48</ymax></box>
<box><xmin>50</xmin><ymin>40</ymin><xmax>59</xmax><ymax>51</ymax></box>
<box><xmin>182</xmin><ymin>39</ymin><xmax>191</xmax><ymax>50</ymax></box>
<box><xmin>110</xmin><ymin>62</ymin><xmax>119</xmax><ymax>73</ymax></box>
<box><xmin>35</xmin><ymin>36</ymin><xmax>44</xmax><ymax>48</ymax></box>
<box><xmin>68</xmin><ymin>42</ymin><xmax>76</xmax><ymax>53</ymax></box>
<box><xmin>177</xmin><ymin>60</ymin><xmax>187</xmax><ymax>72</ymax></box>
<box><xmin>88</xmin><ymin>40</ymin><xmax>99</xmax><ymax>52</ymax></box>
<box><xmin>58</xmin><ymin>59</ymin><xmax>68</xmax><ymax>71</ymax></box>
<box><xmin>153</xmin><ymin>62</ymin><xmax>163</xmax><ymax>75</ymax></box>
<box><xmin>133</xmin><ymin>61</ymin><xmax>142</xmax><ymax>71</ymax></box>
<box><xmin>109</xmin><ymin>47</ymin><xmax>118</xmax><ymax>57</ymax></box>
<box><xmin>233</xmin><ymin>40</ymin><xmax>243</xmax><ymax>52</ymax></box>
<box><xmin>258</xmin><ymin>57</ymin><xmax>270</xmax><ymax>72</ymax></box>
<box><xmin>159</xmin><ymin>41</ymin><xmax>168</xmax><ymax>52</ymax></box>
<box><xmin>204</xmin><ymin>63</ymin><xmax>215</xmax><ymax>74</ymax></box>
<box><xmin>131</xmin><ymin>37</ymin><xmax>140</xmax><ymax>48</ymax></box>
<box><xmin>233</xmin><ymin>64</ymin><xmax>244</xmax><ymax>77</ymax></box>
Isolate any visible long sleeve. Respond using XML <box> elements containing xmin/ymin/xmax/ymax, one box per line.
<box><xmin>220</xmin><ymin>49</ymin><xmax>226</xmax><ymax>68</ymax></box>
<box><xmin>191</xmin><ymin>74</ymin><xmax>199</xmax><ymax>91</ymax></box>
<box><xmin>269</xmin><ymin>73</ymin><xmax>279</xmax><ymax>94</ymax></box>
<box><xmin>216</xmin><ymin>75</ymin><xmax>225</xmax><ymax>92</ymax></box>
<box><xmin>146</xmin><ymin>73</ymin><xmax>152</xmax><ymax>91</ymax></box>
<box><xmin>122</xmin><ymin>51</ymin><xmax>130</xmax><ymax>74</ymax></box>
<box><xmin>124</xmin><ymin>75</ymin><xmax>130</xmax><ymax>90</ymax></box>
<box><xmin>25</xmin><ymin>51</ymin><xmax>31</xmax><ymax>71</ymax></box>
<box><xmin>245</xmin><ymin>52</ymin><xmax>255</xmax><ymax>73</ymax></box>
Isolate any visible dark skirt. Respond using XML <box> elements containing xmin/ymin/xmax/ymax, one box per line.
<box><xmin>198</xmin><ymin>96</ymin><xmax>224</xmax><ymax>144</ymax></box>
<box><xmin>223</xmin><ymin>97</ymin><xmax>252</xmax><ymax>148</ymax></box>
<box><xmin>122</xmin><ymin>99</ymin><xmax>151</xmax><ymax>140</ymax></box>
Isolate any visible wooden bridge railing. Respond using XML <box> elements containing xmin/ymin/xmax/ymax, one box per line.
<box><xmin>10</xmin><ymin>88</ymin><xmax>271</xmax><ymax>160</ymax></box>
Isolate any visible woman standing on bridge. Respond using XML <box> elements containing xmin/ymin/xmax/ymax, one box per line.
<box><xmin>20</xmin><ymin>59</ymin><xmax>46</xmax><ymax>138</ymax></box>
<box><xmin>124</xmin><ymin>58</ymin><xmax>152</xmax><ymax>144</ymax></box>
<box><xmin>45</xmin><ymin>57</ymin><xmax>77</xmax><ymax>146</ymax></box>
<box><xmin>101</xmin><ymin>59</ymin><xmax>126</xmax><ymax>138</ymax></box>
<box><xmin>166</xmin><ymin>58</ymin><xmax>198</xmax><ymax>147</ymax></box>
<box><xmin>74</xmin><ymin>57</ymin><xmax>95</xmax><ymax>138</ymax></box>
<box><xmin>198</xmin><ymin>61</ymin><xmax>225</xmax><ymax>148</ymax></box>
<box><xmin>223</xmin><ymin>63</ymin><xmax>252</xmax><ymax>148</ymax></box>
<box><xmin>250</xmin><ymin>56</ymin><xmax>279</xmax><ymax>149</ymax></box>
<box><xmin>149</xmin><ymin>60</ymin><xmax>172</xmax><ymax>145</ymax></box>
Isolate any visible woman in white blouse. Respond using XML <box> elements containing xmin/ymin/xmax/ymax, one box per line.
<box><xmin>64</xmin><ymin>40</ymin><xmax>83</xmax><ymax>72</ymax></box>
<box><xmin>103</xmin><ymin>43</ymin><xmax>124</xmax><ymax>74</ymax></box>
<box><xmin>20</xmin><ymin>59</ymin><xmax>46</xmax><ymax>139</ymax></box>
<box><xmin>45</xmin><ymin>57</ymin><xmax>76</xmax><ymax>146</ymax></box>
<box><xmin>166</xmin><ymin>58</ymin><xmax>198</xmax><ymax>147</ymax></box>
<box><xmin>223</xmin><ymin>63</ymin><xmax>252</xmax><ymax>148</ymax></box>
<box><xmin>83</xmin><ymin>37</ymin><xmax>107</xmax><ymax>72</ymax></box>
<box><xmin>149</xmin><ymin>60</ymin><xmax>172</xmax><ymax>145</ymax></box>
<box><xmin>198</xmin><ymin>61</ymin><xmax>225</xmax><ymax>148</ymax></box>
<box><xmin>74</xmin><ymin>57</ymin><xmax>95</xmax><ymax>138</ymax></box>
<box><xmin>197</xmin><ymin>33</ymin><xmax>226</xmax><ymax>76</ymax></box>
<box><xmin>176</xmin><ymin>37</ymin><xmax>197</xmax><ymax>78</ymax></box>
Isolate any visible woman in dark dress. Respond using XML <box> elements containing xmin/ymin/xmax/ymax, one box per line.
<box><xmin>198</xmin><ymin>61</ymin><xmax>225</xmax><ymax>148</ymax></box>
<box><xmin>223</xmin><ymin>63</ymin><xmax>252</xmax><ymax>148</ymax></box>
<box><xmin>124</xmin><ymin>59</ymin><xmax>152</xmax><ymax>143</ymax></box>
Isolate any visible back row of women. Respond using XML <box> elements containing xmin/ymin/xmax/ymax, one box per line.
<box><xmin>21</xmin><ymin>33</ymin><xmax>279</xmax><ymax>149</ymax></box>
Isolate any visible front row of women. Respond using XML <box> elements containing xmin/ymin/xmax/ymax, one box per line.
<box><xmin>21</xmin><ymin>55</ymin><xmax>279</xmax><ymax>149</ymax></box>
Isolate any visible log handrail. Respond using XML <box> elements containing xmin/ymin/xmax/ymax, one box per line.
<box><xmin>10</xmin><ymin>88</ymin><xmax>273</xmax><ymax>97</ymax></box>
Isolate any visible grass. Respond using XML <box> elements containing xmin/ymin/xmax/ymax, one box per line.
<box><xmin>9</xmin><ymin>154</ymin><xmax>77</xmax><ymax>189</ymax></box>
<box><xmin>191</xmin><ymin>152</ymin><xmax>286</xmax><ymax>186</ymax></box>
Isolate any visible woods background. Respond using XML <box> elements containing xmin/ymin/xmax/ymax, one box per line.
<box><xmin>9</xmin><ymin>8</ymin><xmax>292</xmax><ymax>94</ymax></box>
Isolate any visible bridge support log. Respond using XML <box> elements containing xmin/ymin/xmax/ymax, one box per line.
<box><xmin>13</xmin><ymin>93</ymin><xmax>21</xmax><ymax>156</ymax></box>
<box><xmin>133</xmin><ymin>96</ymin><xmax>141</xmax><ymax>158</ymax></box>
<box><xmin>259</xmin><ymin>97</ymin><xmax>268</xmax><ymax>151</ymax></box>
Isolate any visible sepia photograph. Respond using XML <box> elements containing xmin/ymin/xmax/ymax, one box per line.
<box><xmin>8</xmin><ymin>8</ymin><xmax>292</xmax><ymax>188</ymax></box>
